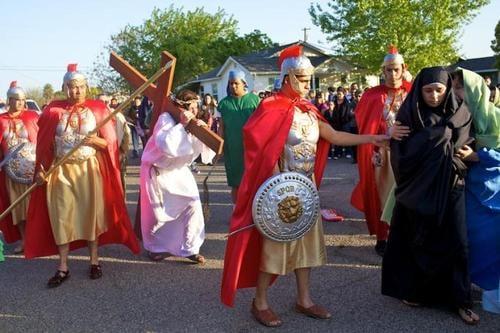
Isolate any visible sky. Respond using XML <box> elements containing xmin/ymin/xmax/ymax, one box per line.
<box><xmin>0</xmin><ymin>0</ymin><xmax>498</xmax><ymax>93</ymax></box>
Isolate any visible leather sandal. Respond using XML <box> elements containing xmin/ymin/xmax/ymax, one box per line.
<box><xmin>251</xmin><ymin>299</ymin><xmax>282</xmax><ymax>327</ymax></box>
<box><xmin>186</xmin><ymin>254</ymin><xmax>206</xmax><ymax>265</ymax></box>
<box><xmin>295</xmin><ymin>303</ymin><xmax>332</xmax><ymax>319</ymax></box>
<box><xmin>47</xmin><ymin>270</ymin><xmax>70</xmax><ymax>288</ymax></box>
<box><xmin>458</xmin><ymin>308</ymin><xmax>480</xmax><ymax>325</ymax></box>
<box><xmin>89</xmin><ymin>264</ymin><xmax>103</xmax><ymax>280</ymax></box>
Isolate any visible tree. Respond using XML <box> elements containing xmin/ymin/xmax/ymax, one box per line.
<box><xmin>25</xmin><ymin>87</ymin><xmax>44</xmax><ymax>107</ymax></box>
<box><xmin>309</xmin><ymin>0</ymin><xmax>490</xmax><ymax>74</ymax></box>
<box><xmin>492</xmin><ymin>20</ymin><xmax>500</xmax><ymax>69</ymax></box>
<box><xmin>42</xmin><ymin>83</ymin><xmax>54</xmax><ymax>104</ymax></box>
<box><xmin>92</xmin><ymin>6</ymin><xmax>276</xmax><ymax>93</ymax></box>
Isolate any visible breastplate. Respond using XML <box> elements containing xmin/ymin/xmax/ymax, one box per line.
<box><xmin>2</xmin><ymin>120</ymin><xmax>36</xmax><ymax>184</ymax></box>
<box><xmin>383</xmin><ymin>90</ymin><xmax>407</xmax><ymax>128</ymax></box>
<box><xmin>55</xmin><ymin>108</ymin><xmax>97</xmax><ymax>162</ymax></box>
<box><xmin>280</xmin><ymin>108</ymin><xmax>319</xmax><ymax>178</ymax></box>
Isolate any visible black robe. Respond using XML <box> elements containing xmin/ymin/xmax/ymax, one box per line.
<box><xmin>381</xmin><ymin>67</ymin><xmax>473</xmax><ymax>308</ymax></box>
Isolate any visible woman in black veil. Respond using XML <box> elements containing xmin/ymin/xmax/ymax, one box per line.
<box><xmin>381</xmin><ymin>66</ymin><xmax>479</xmax><ymax>324</ymax></box>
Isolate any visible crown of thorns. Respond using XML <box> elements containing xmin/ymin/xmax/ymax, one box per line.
<box><xmin>170</xmin><ymin>94</ymin><xmax>200</xmax><ymax>108</ymax></box>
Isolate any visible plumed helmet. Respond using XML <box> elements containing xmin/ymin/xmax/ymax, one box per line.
<box><xmin>382</xmin><ymin>45</ymin><xmax>405</xmax><ymax>67</ymax></box>
<box><xmin>62</xmin><ymin>63</ymin><xmax>87</xmax><ymax>88</ymax></box>
<box><xmin>278</xmin><ymin>44</ymin><xmax>314</xmax><ymax>84</ymax></box>
<box><xmin>6</xmin><ymin>81</ymin><xmax>26</xmax><ymax>100</ymax></box>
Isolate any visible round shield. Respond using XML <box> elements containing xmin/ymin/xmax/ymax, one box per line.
<box><xmin>5</xmin><ymin>142</ymin><xmax>36</xmax><ymax>184</ymax></box>
<box><xmin>252</xmin><ymin>172</ymin><xmax>320</xmax><ymax>242</ymax></box>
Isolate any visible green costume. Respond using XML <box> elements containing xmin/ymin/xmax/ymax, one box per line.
<box><xmin>0</xmin><ymin>239</ymin><xmax>4</xmax><ymax>262</ymax></box>
<box><xmin>219</xmin><ymin>93</ymin><xmax>260</xmax><ymax>187</ymax></box>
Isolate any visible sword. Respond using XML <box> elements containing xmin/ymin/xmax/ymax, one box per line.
<box><xmin>0</xmin><ymin>142</ymin><xmax>27</xmax><ymax>169</ymax></box>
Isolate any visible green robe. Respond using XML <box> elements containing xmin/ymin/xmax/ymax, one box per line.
<box><xmin>219</xmin><ymin>93</ymin><xmax>260</xmax><ymax>187</ymax></box>
<box><xmin>0</xmin><ymin>239</ymin><xmax>4</xmax><ymax>262</ymax></box>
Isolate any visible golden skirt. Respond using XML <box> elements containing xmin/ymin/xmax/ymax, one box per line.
<box><xmin>260</xmin><ymin>217</ymin><xmax>327</xmax><ymax>275</ymax></box>
<box><xmin>46</xmin><ymin>155</ymin><xmax>107</xmax><ymax>245</ymax></box>
<box><xmin>5</xmin><ymin>177</ymin><xmax>30</xmax><ymax>226</ymax></box>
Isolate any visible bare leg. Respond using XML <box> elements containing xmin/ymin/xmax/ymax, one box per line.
<box><xmin>14</xmin><ymin>221</ymin><xmax>26</xmax><ymax>253</ymax></box>
<box><xmin>295</xmin><ymin>268</ymin><xmax>314</xmax><ymax>308</ymax></box>
<box><xmin>255</xmin><ymin>271</ymin><xmax>273</xmax><ymax>310</ymax></box>
<box><xmin>295</xmin><ymin>268</ymin><xmax>331</xmax><ymax>319</ymax></box>
<box><xmin>231</xmin><ymin>186</ymin><xmax>239</xmax><ymax>204</ymax></box>
<box><xmin>58</xmin><ymin>243</ymin><xmax>70</xmax><ymax>272</ymax></box>
<box><xmin>88</xmin><ymin>240</ymin><xmax>99</xmax><ymax>265</ymax></box>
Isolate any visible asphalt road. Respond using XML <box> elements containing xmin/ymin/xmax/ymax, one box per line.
<box><xmin>1</xmin><ymin>157</ymin><xmax>499</xmax><ymax>332</ymax></box>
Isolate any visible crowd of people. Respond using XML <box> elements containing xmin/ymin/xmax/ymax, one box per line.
<box><xmin>0</xmin><ymin>43</ymin><xmax>498</xmax><ymax>329</ymax></box>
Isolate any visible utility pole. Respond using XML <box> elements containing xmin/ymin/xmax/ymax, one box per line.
<box><xmin>302</xmin><ymin>27</ymin><xmax>310</xmax><ymax>42</ymax></box>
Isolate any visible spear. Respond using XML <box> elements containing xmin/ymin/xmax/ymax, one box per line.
<box><xmin>0</xmin><ymin>61</ymin><xmax>172</xmax><ymax>221</ymax></box>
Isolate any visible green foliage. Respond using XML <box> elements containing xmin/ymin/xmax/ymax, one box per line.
<box><xmin>309</xmin><ymin>0</ymin><xmax>490</xmax><ymax>74</ymax></box>
<box><xmin>92</xmin><ymin>6</ymin><xmax>276</xmax><ymax>93</ymax></box>
<box><xmin>42</xmin><ymin>83</ymin><xmax>54</xmax><ymax>103</ymax></box>
<box><xmin>25</xmin><ymin>87</ymin><xmax>44</xmax><ymax>107</ymax></box>
<box><xmin>492</xmin><ymin>20</ymin><xmax>500</xmax><ymax>69</ymax></box>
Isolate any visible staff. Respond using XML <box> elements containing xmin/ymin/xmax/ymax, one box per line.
<box><xmin>0</xmin><ymin>61</ymin><xmax>172</xmax><ymax>221</ymax></box>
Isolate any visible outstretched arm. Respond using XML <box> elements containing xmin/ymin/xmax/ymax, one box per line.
<box><xmin>319</xmin><ymin>120</ymin><xmax>389</xmax><ymax>147</ymax></box>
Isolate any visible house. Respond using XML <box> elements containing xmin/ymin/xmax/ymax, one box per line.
<box><xmin>188</xmin><ymin>41</ymin><xmax>371</xmax><ymax>101</ymax></box>
<box><xmin>452</xmin><ymin>56</ymin><xmax>499</xmax><ymax>86</ymax></box>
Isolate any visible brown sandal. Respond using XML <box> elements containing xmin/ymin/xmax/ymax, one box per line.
<box><xmin>295</xmin><ymin>303</ymin><xmax>332</xmax><ymax>319</ymax></box>
<box><xmin>89</xmin><ymin>264</ymin><xmax>102</xmax><ymax>280</ymax></box>
<box><xmin>251</xmin><ymin>299</ymin><xmax>282</xmax><ymax>327</ymax></box>
<box><xmin>186</xmin><ymin>254</ymin><xmax>206</xmax><ymax>265</ymax></box>
<box><xmin>47</xmin><ymin>270</ymin><xmax>70</xmax><ymax>288</ymax></box>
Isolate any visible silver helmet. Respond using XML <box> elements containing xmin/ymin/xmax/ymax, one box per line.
<box><xmin>62</xmin><ymin>63</ymin><xmax>87</xmax><ymax>88</ymax></box>
<box><xmin>7</xmin><ymin>81</ymin><xmax>26</xmax><ymax>100</ymax></box>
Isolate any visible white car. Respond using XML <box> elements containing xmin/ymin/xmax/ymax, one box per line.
<box><xmin>26</xmin><ymin>99</ymin><xmax>42</xmax><ymax>114</ymax></box>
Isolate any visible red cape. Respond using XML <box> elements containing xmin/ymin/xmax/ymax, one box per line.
<box><xmin>350</xmin><ymin>82</ymin><xmax>411</xmax><ymax>236</ymax></box>
<box><xmin>0</xmin><ymin>110</ymin><xmax>39</xmax><ymax>243</ymax></box>
<box><xmin>24</xmin><ymin>100</ymin><xmax>140</xmax><ymax>258</ymax></box>
<box><xmin>220</xmin><ymin>92</ymin><xmax>330</xmax><ymax>307</ymax></box>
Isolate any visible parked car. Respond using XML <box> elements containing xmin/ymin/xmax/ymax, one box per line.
<box><xmin>26</xmin><ymin>99</ymin><xmax>42</xmax><ymax>114</ymax></box>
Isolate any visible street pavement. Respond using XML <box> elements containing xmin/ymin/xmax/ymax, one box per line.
<box><xmin>1</xmin><ymin>156</ymin><xmax>499</xmax><ymax>332</ymax></box>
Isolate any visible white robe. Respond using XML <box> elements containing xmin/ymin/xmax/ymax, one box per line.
<box><xmin>140</xmin><ymin>112</ymin><xmax>205</xmax><ymax>256</ymax></box>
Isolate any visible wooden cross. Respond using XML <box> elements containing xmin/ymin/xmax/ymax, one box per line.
<box><xmin>109</xmin><ymin>51</ymin><xmax>223</xmax><ymax>154</ymax></box>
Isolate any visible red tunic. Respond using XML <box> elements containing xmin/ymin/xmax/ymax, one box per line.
<box><xmin>350</xmin><ymin>82</ymin><xmax>412</xmax><ymax>239</ymax></box>
<box><xmin>24</xmin><ymin>100</ymin><xmax>140</xmax><ymax>258</ymax></box>
<box><xmin>0</xmin><ymin>110</ymin><xmax>39</xmax><ymax>243</ymax></box>
<box><xmin>220</xmin><ymin>92</ymin><xmax>330</xmax><ymax>307</ymax></box>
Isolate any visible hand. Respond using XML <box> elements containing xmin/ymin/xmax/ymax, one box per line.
<box><xmin>35</xmin><ymin>166</ymin><xmax>47</xmax><ymax>185</ymax></box>
<box><xmin>389</xmin><ymin>121</ymin><xmax>410</xmax><ymax>141</ymax></box>
<box><xmin>194</xmin><ymin>119</ymin><xmax>208</xmax><ymax>127</ymax></box>
<box><xmin>83</xmin><ymin>134</ymin><xmax>107</xmax><ymax>150</ymax></box>
<box><xmin>455</xmin><ymin>145</ymin><xmax>479</xmax><ymax>162</ymax></box>
<box><xmin>180</xmin><ymin>110</ymin><xmax>195</xmax><ymax>126</ymax></box>
<box><xmin>371</xmin><ymin>134</ymin><xmax>390</xmax><ymax>148</ymax></box>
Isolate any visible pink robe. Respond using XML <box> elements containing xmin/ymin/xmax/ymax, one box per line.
<box><xmin>140</xmin><ymin>112</ymin><xmax>205</xmax><ymax>256</ymax></box>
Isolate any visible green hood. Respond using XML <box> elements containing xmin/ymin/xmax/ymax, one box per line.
<box><xmin>459</xmin><ymin>68</ymin><xmax>500</xmax><ymax>149</ymax></box>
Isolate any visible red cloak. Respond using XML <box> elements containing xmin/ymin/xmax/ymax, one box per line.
<box><xmin>24</xmin><ymin>100</ymin><xmax>140</xmax><ymax>258</ymax></box>
<box><xmin>350</xmin><ymin>82</ymin><xmax>411</xmax><ymax>239</ymax></box>
<box><xmin>221</xmin><ymin>92</ymin><xmax>330</xmax><ymax>307</ymax></box>
<box><xmin>0</xmin><ymin>110</ymin><xmax>39</xmax><ymax>243</ymax></box>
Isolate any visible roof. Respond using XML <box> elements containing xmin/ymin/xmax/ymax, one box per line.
<box><xmin>453</xmin><ymin>56</ymin><xmax>497</xmax><ymax>73</ymax></box>
<box><xmin>190</xmin><ymin>41</ymin><xmax>334</xmax><ymax>83</ymax></box>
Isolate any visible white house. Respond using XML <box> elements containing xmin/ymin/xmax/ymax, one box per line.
<box><xmin>188</xmin><ymin>41</ymin><xmax>372</xmax><ymax>101</ymax></box>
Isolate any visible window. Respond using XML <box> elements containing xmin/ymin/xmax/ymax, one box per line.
<box><xmin>211</xmin><ymin>83</ymin><xmax>218</xmax><ymax>101</ymax></box>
